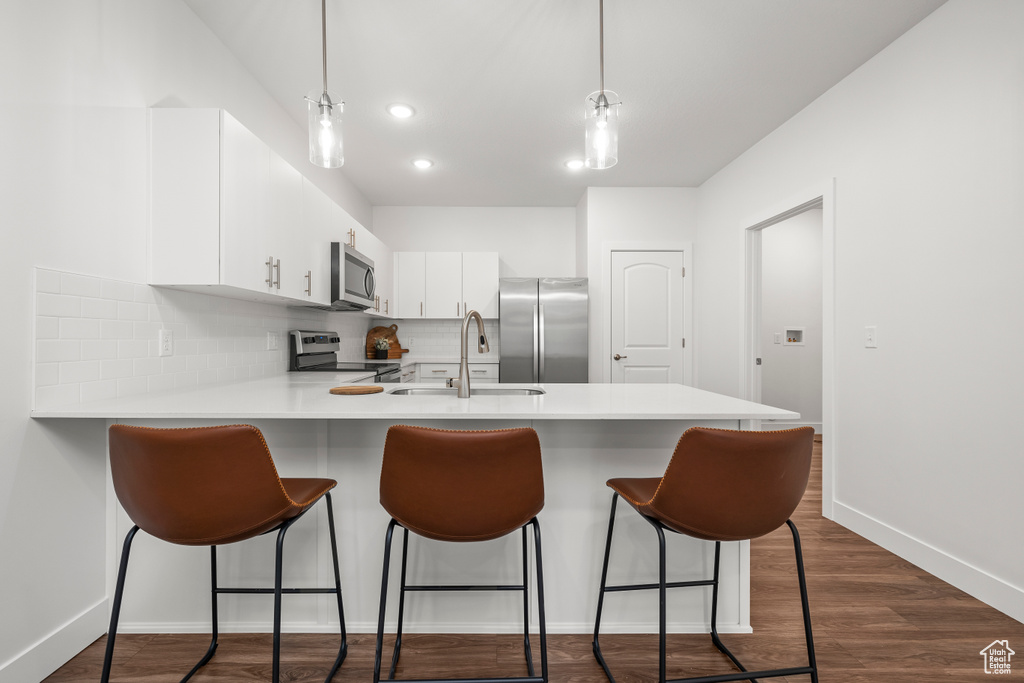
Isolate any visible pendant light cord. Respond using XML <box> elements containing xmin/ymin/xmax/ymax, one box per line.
<box><xmin>321</xmin><ymin>0</ymin><xmax>329</xmax><ymax>95</ymax></box>
<box><xmin>599</xmin><ymin>0</ymin><xmax>605</xmax><ymax>94</ymax></box>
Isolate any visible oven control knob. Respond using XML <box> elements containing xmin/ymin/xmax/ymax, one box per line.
<box><xmin>330</xmin><ymin>337</ymin><xmax>340</xmax><ymax>343</ymax></box>
<box><xmin>303</xmin><ymin>336</ymin><xmax>316</xmax><ymax>344</ymax></box>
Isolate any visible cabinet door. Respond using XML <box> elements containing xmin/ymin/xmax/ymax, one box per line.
<box><xmin>462</xmin><ymin>252</ymin><xmax>499</xmax><ymax>318</ymax></box>
<box><xmin>361</xmin><ymin>232</ymin><xmax>393</xmax><ymax>317</ymax></box>
<box><xmin>300</xmin><ymin>179</ymin><xmax>333</xmax><ymax>305</ymax></box>
<box><xmin>425</xmin><ymin>252</ymin><xmax>462</xmax><ymax>318</ymax></box>
<box><xmin>220</xmin><ymin>113</ymin><xmax>271</xmax><ymax>293</ymax></box>
<box><xmin>267</xmin><ymin>150</ymin><xmax>304</xmax><ymax>300</ymax></box>
<box><xmin>395</xmin><ymin>252</ymin><xmax>425</xmax><ymax>318</ymax></box>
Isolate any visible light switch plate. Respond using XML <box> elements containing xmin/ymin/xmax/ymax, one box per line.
<box><xmin>266</xmin><ymin>331</ymin><xmax>279</xmax><ymax>351</ymax></box>
<box><xmin>773</xmin><ymin>332</ymin><xmax>782</xmax><ymax>344</ymax></box>
<box><xmin>864</xmin><ymin>326</ymin><xmax>878</xmax><ymax>348</ymax></box>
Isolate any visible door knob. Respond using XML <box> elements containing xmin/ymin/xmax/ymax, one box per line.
<box><xmin>613</xmin><ymin>354</ymin><xmax>627</xmax><ymax>361</ymax></box>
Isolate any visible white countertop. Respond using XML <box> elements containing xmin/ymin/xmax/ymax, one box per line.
<box><xmin>31</xmin><ymin>373</ymin><xmax>798</xmax><ymax>421</ymax></box>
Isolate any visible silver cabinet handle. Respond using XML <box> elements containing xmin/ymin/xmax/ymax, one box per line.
<box><xmin>457</xmin><ymin>302</ymin><xmax>460</xmax><ymax>316</ymax></box>
<box><xmin>375</xmin><ymin>295</ymin><xmax>380</xmax><ymax>312</ymax></box>
<box><xmin>384</xmin><ymin>299</ymin><xmax>389</xmax><ymax>315</ymax></box>
<box><xmin>266</xmin><ymin>257</ymin><xmax>274</xmax><ymax>288</ymax></box>
<box><xmin>613</xmin><ymin>354</ymin><xmax>627</xmax><ymax>361</ymax></box>
<box><xmin>305</xmin><ymin>270</ymin><xmax>312</xmax><ymax>296</ymax></box>
<box><xmin>471</xmin><ymin>369</ymin><xmax>486</xmax><ymax>374</ymax></box>
<box><xmin>431</xmin><ymin>369</ymin><xmax>447</xmax><ymax>373</ymax></box>
<box><xmin>273</xmin><ymin>259</ymin><xmax>281</xmax><ymax>289</ymax></box>
<box><xmin>347</xmin><ymin>228</ymin><xmax>356</xmax><ymax>247</ymax></box>
<box><xmin>420</xmin><ymin>301</ymin><xmax>423</xmax><ymax>316</ymax></box>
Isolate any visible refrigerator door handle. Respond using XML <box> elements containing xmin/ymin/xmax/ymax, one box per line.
<box><xmin>538</xmin><ymin>304</ymin><xmax>545</xmax><ymax>382</ymax></box>
<box><xmin>532</xmin><ymin>304</ymin><xmax>540</xmax><ymax>382</ymax></box>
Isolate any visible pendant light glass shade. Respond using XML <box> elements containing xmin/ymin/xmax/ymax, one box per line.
<box><xmin>307</xmin><ymin>0</ymin><xmax>343</xmax><ymax>168</ymax></box>
<box><xmin>308</xmin><ymin>89</ymin><xmax>344</xmax><ymax>168</ymax></box>
<box><xmin>585</xmin><ymin>90</ymin><xmax>619</xmax><ymax>169</ymax></box>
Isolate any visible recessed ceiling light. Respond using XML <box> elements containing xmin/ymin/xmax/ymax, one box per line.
<box><xmin>388</xmin><ymin>103</ymin><xmax>415</xmax><ymax>119</ymax></box>
<box><xmin>412</xmin><ymin>158</ymin><xmax>434</xmax><ymax>170</ymax></box>
<box><xmin>565</xmin><ymin>159</ymin><xmax>585</xmax><ymax>170</ymax></box>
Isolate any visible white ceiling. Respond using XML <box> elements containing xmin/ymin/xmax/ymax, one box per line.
<box><xmin>184</xmin><ymin>0</ymin><xmax>946</xmax><ymax>208</ymax></box>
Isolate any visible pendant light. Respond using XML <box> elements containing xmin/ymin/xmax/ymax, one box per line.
<box><xmin>584</xmin><ymin>0</ymin><xmax>620</xmax><ymax>170</ymax></box>
<box><xmin>307</xmin><ymin>0</ymin><xmax>343</xmax><ymax>168</ymax></box>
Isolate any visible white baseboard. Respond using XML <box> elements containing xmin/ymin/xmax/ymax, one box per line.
<box><xmin>833</xmin><ymin>502</ymin><xmax>1024</xmax><ymax>623</ymax></box>
<box><xmin>0</xmin><ymin>600</ymin><xmax>107</xmax><ymax>683</ymax></box>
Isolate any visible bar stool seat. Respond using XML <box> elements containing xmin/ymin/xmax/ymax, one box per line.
<box><xmin>102</xmin><ymin>424</ymin><xmax>347</xmax><ymax>683</ymax></box>
<box><xmin>593</xmin><ymin>426</ymin><xmax>818</xmax><ymax>683</ymax></box>
<box><xmin>374</xmin><ymin>424</ymin><xmax>548</xmax><ymax>683</ymax></box>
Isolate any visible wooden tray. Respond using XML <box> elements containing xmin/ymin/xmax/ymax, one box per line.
<box><xmin>366</xmin><ymin>324</ymin><xmax>409</xmax><ymax>359</ymax></box>
<box><xmin>329</xmin><ymin>385</ymin><xmax>384</xmax><ymax>395</ymax></box>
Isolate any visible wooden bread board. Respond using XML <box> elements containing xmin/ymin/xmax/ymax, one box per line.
<box><xmin>329</xmin><ymin>385</ymin><xmax>384</xmax><ymax>395</ymax></box>
<box><xmin>366</xmin><ymin>324</ymin><xmax>410</xmax><ymax>359</ymax></box>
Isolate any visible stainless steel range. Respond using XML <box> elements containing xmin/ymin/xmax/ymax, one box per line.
<box><xmin>289</xmin><ymin>330</ymin><xmax>401</xmax><ymax>382</ymax></box>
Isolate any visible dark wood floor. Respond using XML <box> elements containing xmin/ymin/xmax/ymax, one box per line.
<box><xmin>46</xmin><ymin>439</ymin><xmax>1024</xmax><ymax>682</ymax></box>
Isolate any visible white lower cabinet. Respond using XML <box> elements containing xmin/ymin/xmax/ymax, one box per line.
<box><xmin>416</xmin><ymin>363</ymin><xmax>498</xmax><ymax>384</ymax></box>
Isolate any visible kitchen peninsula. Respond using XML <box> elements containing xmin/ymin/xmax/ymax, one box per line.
<box><xmin>32</xmin><ymin>378</ymin><xmax>796</xmax><ymax>638</ymax></box>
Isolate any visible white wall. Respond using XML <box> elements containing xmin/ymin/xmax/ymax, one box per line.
<box><xmin>583</xmin><ymin>188</ymin><xmax>700</xmax><ymax>382</ymax></box>
<box><xmin>372</xmin><ymin>206</ymin><xmax>577</xmax><ymax>278</ymax></box>
<box><xmin>0</xmin><ymin>1</ymin><xmax>373</xmax><ymax>679</ymax></box>
<box><xmin>695</xmin><ymin>0</ymin><xmax>1024</xmax><ymax>620</ymax></box>
<box><xmin>760</xmin><ymin>210</ymin><xmax>823</xmax><ymax>429</ymax></box>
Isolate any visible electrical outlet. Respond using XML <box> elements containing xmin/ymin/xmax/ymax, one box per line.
<box><xmin>158</xmin><ymin>329</ymin><xmax>173</xmax><ymax>357</ymax></box>
<box><xmin>407</xmin><ymin>337</ymin><xmax>416</xmax><ymax>346</ymax></box>
<box><xmin>773</xmin><ymin>332</ymin><xmax>782</xmax><ymax>344</ymax></box>
<box><xmin>266</xmin><ymin>331</ymin><xmax>280</xmax><ymax>351</ymax></box>
<box><xmin>864</xmin><ymin>326</ymin><xmax>878</xmax><ymax>348</ymax></box>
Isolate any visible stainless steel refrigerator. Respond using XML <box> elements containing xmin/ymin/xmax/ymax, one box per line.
<box><xmin>499</xmin><ymin>278</ymin><xmax>589</xmax><ymax>383</ymax></box>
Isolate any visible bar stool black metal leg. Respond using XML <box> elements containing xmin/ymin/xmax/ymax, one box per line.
<box><xmin>178</xmin><ymin>546</ymin><xmax>220</xmax><ymax>683</ymax></box>
<box><xmin>656</xmin><ymin>524</ymin><xmax>668</xmax><ymax>683</ymax></box>
<box><xmin>325</xmin><ymin>492</ymin><xmax>348</xmax><ymax>682</ymax></box>
<box><xmin>531</xmin><ymin>518</ymin><xmax>549</xmax><ymax>683</ymax></box>
<box><xmin>788</xmin><ymin>520</ymin><xmax>818</xmax><ymax>683</ymax></box>
<box><xmin>374</xmin><ymin>519</ymin><xmax>398</xmax><ymax>683</ymax></box>
<box><xmin>592</xmin><ymin>493</ymin><xmax>619</xmax><ymax>681</ymax></box>
<box><xmin>100</xmin><ymin>525</ymin><xmax>139</xmax><ymax>683</ymax></box>
<box><xmin>271</xmin><ymin>515</ymin><xmax>300</xmax><ymax>683</ymax></box>
<box><xmin>522</xmin><ymin>524</ymin><xmax>535</xmax><ymax>676</ymax></box>
<box><xmin>706</xmin><ymin>541</ymin><xmax>757</xmax><ymax>683</ymax></box>
<box><xmin>388</xmin><ymin>526</ymin><xmax>410</xmax><ymax>679</ymax></box>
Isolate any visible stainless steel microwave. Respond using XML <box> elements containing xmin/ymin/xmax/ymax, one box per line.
<box><xmin>330</xmin><ymin>242</ymin><xmax>375</xmax><ymax>311</ymax></box>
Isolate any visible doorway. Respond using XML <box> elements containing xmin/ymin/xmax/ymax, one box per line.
<box><xmin>744</xmin><ymin>182</ymin><xmax>836</xmax><ymax>519</ymax></box>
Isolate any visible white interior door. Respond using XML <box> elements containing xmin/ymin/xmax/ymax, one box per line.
<box><xmin>610</xmin><ymin>251</ymin><xmax>684</xmax><ymax>383</ymax></box>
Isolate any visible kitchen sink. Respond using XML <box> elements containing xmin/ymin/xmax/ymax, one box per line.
<box><xmin>389</xmin><ymin>386</ymin><xmax>546</xmax><ymax>396</ymax></box>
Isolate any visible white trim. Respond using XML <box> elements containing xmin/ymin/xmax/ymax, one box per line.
<box><xmin>741</xmin><ymin>180</ymin><xmax>836</xmax><ymax>520</ymax></box>
<box><xmin>833</xmin><ymin>502</ymin><xmax>1024</xmax><ymax>623</ymax></box>
<box><xmin>600</xmin><ymin>240</ymin><xmax>694</xmax><ymax>385</ymax></box>
<box><xmin>0</xmin><ymin>600</ymin><xmax>107</xmax><ymax>683</ymax></box>
<box><xmin>760</xmin><ymin>421</ymin><xmax>822</xmax><ymax>433</ymax></box>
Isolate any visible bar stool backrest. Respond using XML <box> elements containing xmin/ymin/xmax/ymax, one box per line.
<box><xmin>108</xmin><ymin>424</ymin><xmax>301</xmax><ymax>546</ymax></box>
<box><xmin>380</xmin><ymin>425</ymin><xmax>544</xmax><ymax>542</ymax></box>
<box><xmin>649</xmin><ymin>426</ymin><xmax>814</xmax><ymax>541</ymax></box>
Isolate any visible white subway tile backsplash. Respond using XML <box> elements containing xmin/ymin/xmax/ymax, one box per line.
<box><xmin>37</xmin><ymin>363</ymin><xmax>59</xmax><ymax>387</ymax></box>
<box><xmin>59</xmin><ymin>360</ymin><xmax>101</xmax><ymax>384</ymax></box>
<box><xmin>101</xmin><ymin>320</ymin><xmax>134</xmax><ymax>340</ymax></box>
<box><xmin>34</xmin><ymin>268</ymin><xmax>368</xmax><ymax>411</ymax></box>
<box><xmin>36</xmin><ymin>316</ymin><xmax>59</xmax><ymax>339</ymax></box>
<box><xmin>117</xmin><ymin>301</ymin><xmax>149</xmax><ymax>321</ymax></box>
<box><xmin>102</xmin><ymin>280</ymin><xmax>136</xmax><ymax>302</ymax></box>
<box><xmin>60</xmin><ymin>273</ymin><xmax>102</xmax><ymax>298</ymax></box>
<box><xmin>37</xmin><ymin>269</ymin><xmax>61</xmax><ymax>294</ymax></box>
<box><xmin>100</xmin><ymin>358</ymin><xmax>134</xmax><ymax>380</ymax></box>
<box><xmin>81</xmin><ymin>340</ymin><xmax>118</xmax><ymax>361</ymax></box>
<box><xmin>81</xmin><ymin>297</ymin><xmax>118</xmax><ymax>319</ymax></box>
<box><xmin>80</xmin><ymin>379</ymin><xmax>118</xmax><ymax>403</ymax></box>
<box><xmin>37</xmin><ymin>293</ymin><xmax>81</xmax><ymax>318</ymax></box>
<box><xmin>37</xmin><ymin>339</ymin><xmax>80</xmax><ymax>363</ymax></box>
<box><xmin>60</xmin><ymin>318</ymin><xmax>102</xmax><ymax>339</ymax></box>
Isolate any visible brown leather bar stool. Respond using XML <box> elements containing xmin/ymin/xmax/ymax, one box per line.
<box><xmin>102</xmin><ymin>424</ymin><xmax>347</xmax><ymax>683</ymax></box>
<box><xmin>374</xmin><ymin>425</ymin><xmax>548</xmax><ymax>683</ymax></box>
<box><xmin>592</xmin><ymin>426</ymin><xmax>818</xmax><ymax>683</ymax></box>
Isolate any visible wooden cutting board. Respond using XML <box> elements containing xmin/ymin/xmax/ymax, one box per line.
<box><xmin>366</xmin><ymin>324</ymin><xmax>409</xmax><ymax>359</ymax></box>
<box><xmin>329</xmin><ymin>385</ymin><xmax>384</xmax><ymax>395</ymax></box>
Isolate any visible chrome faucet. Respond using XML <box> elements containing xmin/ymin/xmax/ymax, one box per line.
<box><xmin>447</xmin><ymin>309</ymin><xmax>490</xmax><ymax>398</ymax></box>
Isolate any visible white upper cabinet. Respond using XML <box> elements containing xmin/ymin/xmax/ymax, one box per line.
<box><xmin>149</xmin><ymin>108</ymin><xmax>355</xmax><ymax>307</ymax></box>
<box><xmin>462</xmin><ymin>252</ymin><xmax>499</xmax><ymax>318</ymax></box>
<box><xmin>393</xmin><ymin>251</ymin><xmax>499</xmax><ymax>319</ymax></box>
<box><xmin>425</xmin><ymin>252</ymin><xmax>462</xmax><ymax>318</ymax></box>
